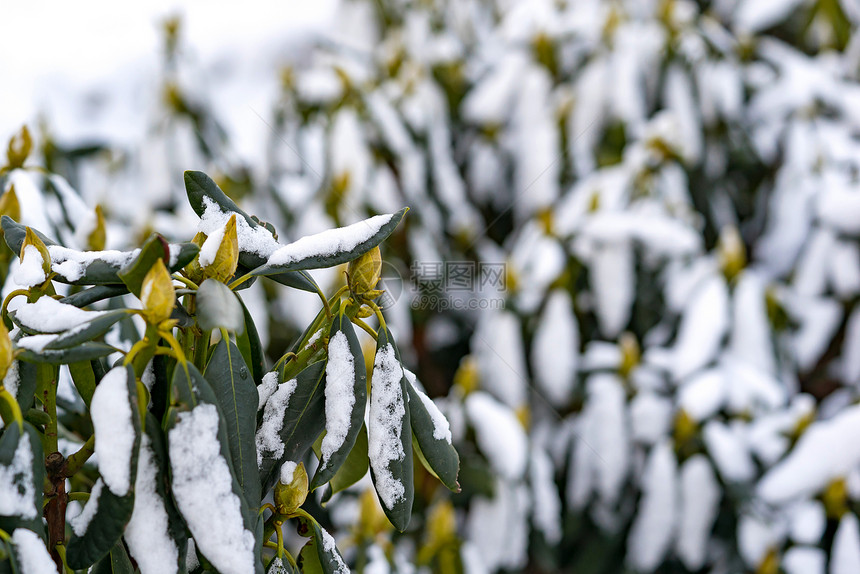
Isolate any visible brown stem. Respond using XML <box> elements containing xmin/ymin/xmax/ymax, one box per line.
<box><xmin>44</xmin><ymin>451</ymin><xmax>66</xmax><ymax>571</ymax></box>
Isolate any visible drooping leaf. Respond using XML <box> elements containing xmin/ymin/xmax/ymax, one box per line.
<box><xmin>405</xmin><ymin>378</ymin><xmax>459</xmax><ymax>491</ymax></box>
<box><xmin>204</xmin><ymin>338</ymin><xmax>261</xmax><ymax>509</ymax></box>
<box><xmin>296</xmin><ymin>515</ymin><xmax>349</xmax><ymax>574</ymax></box>
<box><xmin>196</xmin><ymin>279</ymin><xmax>244</xmax><ymax>333</ymax></box>
<box><xmin>183</xmin><ymin>170</ymin><xmax>317</xmax><ymax>293</ymax></box>
<box><xmin>250</xmin><ymin>208</ymin><xmax>408</xmax><ymax>276</ymax></box>
<box><xmin>59</xmin><ymin>285</ymin><xmax>129</xmax><ymax>308</ymax></box>
<box><xmin>15</xmin><ymin>342</ymin><xmax>116</xmax><ymax>364</ymax></box>
<box><xmin>236</xmin><ymin>294</ymin><xmax>265</xmax><ymax>385</ymax></box>
<box><xmin>367</xmin><ymin>327</ymin><xmax>413</xmax><ymax>532</ymax></box>
<box><xmin>266</xmin><ymin>555</ymin><xmax>299</xmax><ymax>574</ymax></box>
<box><xmin>320</xmin><ymin>425</ymin><xmax>369</xmax><ymax>506</ymax></box>
<box><xmin>68</xmin><ymin>361</ymin><xmax>96</xmax><ymax>407</ymax></box>
<box><xmin>45</xmin><ymin>310</ymin><xmax>131</xmax><ymax>350</ymax></box>
<box><xmin>258</xmin><ymin>360</ymin><xmax>327</xmax><ymax>492</ymax></box>
<box><xmin>0</xmin><ymin>422</ymin><xmax>45</xmax><ymax>538</ymax></box>
<box><xmin>65</xmin><ymin>479</ymin><xmax>135</xmax><ymax>569</ymax></box>
<box><xmin>311</xmin><ymin>310</ymin><xmax>367</xmax><ymax>490</ymax></box>
<box><xmin>89</xmin><ymin>540</ymin><xmax>135</xmax><ymax>574</ymax></box>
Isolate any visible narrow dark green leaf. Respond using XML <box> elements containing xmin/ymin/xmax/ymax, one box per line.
<box><xmin>204</xmin><ymin>339</ymin><xmax>261</xmax><ymax>509</ymax></box>
<box><xmin>405</xmin><ymin>381</ymin><xmax>459</xmax><ymax>491</ymax></box>
<box><xmin>320</xmin><ymin>426</ymin><xmax>369</xmax><ymax>506</ymax></box>
<box><xmin>45</xmin><ymin>310</ymin><xmax>131</xmax><ymax>350</ymax></box>
<box><xmin>1</xmin><ymin>215</ymin><xmax>56</xmax><ymax>251</ymax></box>
<box><xmin>117</xmin><ymin>233</ymin><xmax>171</xmax><ymax>297</ymax></box>
<box><xmin>0</xmin><ymin>422</ymin><xmax>45</xmax><ymax>538</ymax></box>
<box><xmin>236</xmin><ymin>295</ymin><xmax>265</xmax><ymax>385</ymax></box>
<box><xmin>368</xmin><ymin>327</ymin><xmax>413</xmax><ymax>532</ymax></box>
<box><xmin>297</xmin><ymin>539</ymin><xmax>325</xmax><ymax>574</ymax></box>
<box><xmin>250</xmin><ymin>208</ymin><xmax>408</xmax><ymax>275</ymax></box>
<box><xmin>258</xmin><ymin>361</ymin><xmax>327</xmax><ymax>492</ymax></box>
<box><xmin>183</xmin><ymin>171</ymin><xmax>318</xmax><ymax>293</ymax></box>
<box><xmin>8</xmin><ymin>361</ymin><xmax>37</xmax><ymax>413</ymax></box>
<box><xmin>16</xmin><ymin>342</ymin><xmax>116</xmax><ymax>364</ymax></box>
<box><xmin>311</xmin><ymin>311</ymin><xmax>366</xmax><ymax>490</ymax></box>
<box><xmin>196</xmin><ymin>279</ymin><xmax>244</xmax><ymax>333</ymax></box>
<box><xmin>90</xmin><ymin>541</ymin><xmax>135</xmax><ymax>574</ymax></box>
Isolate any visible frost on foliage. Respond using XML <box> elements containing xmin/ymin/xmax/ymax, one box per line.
<box><xmin>368</xmin><ymin>343</ymin><xmax>406</xmax><ymax>508</ymax></box>
<box><xmin>627</xmin><ymin>441</ymin><xmax>677</xmax><ymax>572</ymax></box>
<box><xmin>467</xmin><ymin>479</ymin><xmax>530</xmax><ymax>572</ymax></box>
<box><xmin>473</xmin><ymin>309</ymin><xmax>528</xmax><ymax>408</ymax></box>
<box><xmin>758</xmin><ymin>404</ymin><xmax>860</xmax><ymax>503</ymax></box>
<box><xmin>321</xmin><ymin>330</ymin><xmax>356</xmax><ymax>468</ymax></box>
<box><xmin>465</xmin><ymin>391</ymin><xmax>527</xmax><ymax>481</ymax></box>
<box><xmin>266</xmin><ymin>212</ymin><xmax>394</xmax><ymax>266</ymax></box>
<box><xmin>676</xmin><ymin>455</ymin><xmax>719</xmax><ymax>570</ymax></box>
<box><xmin>71</xmin><ymin>479</ymin><xmax>103</xmax><ymax>536</ymax></box>
<box><xmin>125</xmin><ymin>434</ymin><xmax>179</xmax><ymax>574</ymax></box>
<box><xmin>531</xmin><ymin>290</ymin><xmax>578</xmax><ymax>407</ymax></box>
<box><xmin>12</xmin><ymin>528</ymin><xmax>56</xmax><ymax>574</ymax></box>
<box><xmin>832</xmin><ymin>513</ymin><xmax>860</xmax><ymax>574</ymax></box>
<box><xmin>256</xmin><ymin>377</ymin><xmax>298</xmax><ymax>466</ymax></box>
<box><xmin>0</xmin><ymin>431</ymin><xmax>36</xmax><ymax>518</ymax></box>
<box><xmin>91</xmin><ymin>366</ymin><xmax>135</xmax><ymax>495</ymax></box>
<box><xmin>169</xmin><ymin>404</ymin><xmax>255</xmax><ymax>574</ymax></box>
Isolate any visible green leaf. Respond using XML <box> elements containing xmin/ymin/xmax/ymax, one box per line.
<box><xmin>405</xmin><ymin>379</ymin><xmax>459</xmax><ymax>492</ymax></box>
<box><xmin>267</xmin><ymin>555</ymin><xmax>299</xmax><ymax>574</ymax></box>
<box><xmin>296</xmin><ymin>515</ymin><xmax>349</xmax><ymax>574</ymax></box>
<box><xmin>46</xmin><ymin>310</ymin><xmax>131</xmax><ymax>350</ymax></box>
<box><xmin>320</xmin><ymin>425</ymin><xmax>369</xmax><ymax>506</ymax></box>
<box><xmin>90</xmin><ymin>541</ymin><xmax>135</xmax><ymax>574</ymax></box>
<box><xmin>368</xmin><ymin>327</ymin><xmax>413</xmax><ymax>532</ymax></box>
<box><xmin>7</xmin><ymin>361</ymin><xmax>37</xmax><ymax>413</ymax></box>
<box><xmin>196</xmin><ymin>279</ymin><xmax>244</xmax><ymax>333</ymax></box>
<box><xmin>59</xmin><ymin>285</ymin><xmax>129</xmax><ymax>308</ymax></box>
<box><xmin>311</xmin><ymin>310</ymin><xmax>367</xmax><ymax>490</ymax></box>
<box><xmin>68</xmin><ymin>365</ymin><xmax>141</xmax><ymax>569</ymax></box>
<box><xmin>68</xmin><ymin>361</ymin><xmax>96</xmax><ymax>407</ymax></box>
<box><xmin>15</xmin><ymin>342</ymin><xmax>116</xmax><ymax>364</ymax></box>
<box><xmin>118</xmin><ymin>233</ymin><xmax>198</xmax><ymax>297</ymax></box>
<box><xmin>183</xmin><ymin>170</ymin><xmax>317</xmax><ymax>293</ymax></box>
<box><xmin>65</xmin><ymin>480</ymin><xmax>135</xmax><ymax>569</ymax></box>
<box><xmin>203</xmin><ymin>338</ymin><xmax>261</xmax><ymax>509</ymax></box>
<box><xmin>297</xmin><ymin>539</ymin><xmax>325</xmax><ymax>574</ymax></box>
<box><xmin>258</xmin><ymin>360</ymin><xmax>327</xmax><ymax>492</ymax></box>
<box><xmin>0</xmin><ymin>216</ymin><xmax>197</xmax><ymax>286</ymax></box>
<box><xmin>0</xmin><ymin>422</ymin><xmax>45</xmax><ymax>538</ymax></box>
<box><xmin>250</xmin><ymin>208</ymin><xmax>408</xmax><ymax>276</ymax></box>
<box><xmin>236</xmin><ymin>295</ymin><xmax>265</xmax><ymax>385</ymax></box>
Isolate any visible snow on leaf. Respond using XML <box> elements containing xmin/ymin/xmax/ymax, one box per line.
<box><xmin>676</xmin><ymin>455</ymin><xmax>719</xmax><ymax>570</ymax></box>
<box><xmin>320</xmin><ymin>330</ymin><xmax>356</xmax><ymax>469</ymax></box>
<box><xmin>368</xmin><ymin>343</ymin><xmax>406</xmax><ymax>508</ymax></box>
<box><xmin>465</xmin><ymin>391</ymin><xmax>527</xmax><ymax>481</ymax></box>
<box><xmin>531</xmin><ymin>290</ymin><xmax>578</xmax><ymax>407</ymax></box>
<box><xmin>626</xmin><ymin>440</ymin><xmax>677</xmax><ymax>572</ymax></box>
<box><xmin>12</xmin><ymin>528</ymin><xmax>56</xmax><ymax>574</ymax></box>
<box><xmin>832</xmin><ymin>513</ymin><xmax>860</xmax><ymax>574</ymax></box>
<box><xmin>91</xmin><ymin>366</ymin><xmax>136</xmax><ymax>495</ymax></box>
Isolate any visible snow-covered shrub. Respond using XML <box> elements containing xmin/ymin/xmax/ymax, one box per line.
<box><xmin>0</xmin><ymin>152</ymin><xmax>458</xmax><ymax>573</ymax></box>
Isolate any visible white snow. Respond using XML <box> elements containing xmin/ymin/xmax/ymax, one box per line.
<box><xmin>789</xmin><ymin>501</ymin><xmax>825</xmax><ymax>544</ymax></box>
<box><xmin>169</xmin><ymin>403</ymin><xmax>255</xmax><ymax>574</ymax></box>
<box><xmin>832</xmin><ymin>513</ymin><xmax>860</xmax><ymax>574</ymax></box>
<box><xmin>703</xmin><ymin>420</ymin><xmax>755</xmax><ymax>483</ymax></box>
<box><xmin>125</xmin><ymin>434</ymin><xmax>180</xmax><ymax>574</ymax></box>
<box><xmin>676</xmin><ymin>455</ymin><xmax>719</xmax><ymax>570</ymax></box>
<box><xmin>197</xmin><ymin>222</ymin><xmax>227</xmax><ymax>268</ymax></box>
<box><xmin>473</xmin><ymin>310</ymin><xmax>528</xmax><ymax>408</ymax></box>
<box><xmin>404</xmin><ymin>369</ymin><xmax>451</xmax><ymax>443</ymax></box>
<box><xmin>12</xmin><ymin>528</ymin><xmax>56</xmax><ymax>574</ymax></box>
<box><xmin>783</xmin><ymin>546</ymin><xmax>825</xmax><ymax>574</ymax></box>
<box><xmin>738</xmin><ymin>514</ymin><xmax>783</xmax><ymax>569</ymax></box>
<box><xmin>3</xmin><ymin>361</ymin><xmax>20</xmax><ymax>400</ymax></box>
<box><xmin>630</xmin><ymin>392</ymin><xmax>672</xmax><ymax>445</ymax></box>
<box><xmin>14</xmin><ymin>245</ymin><xmax>46</xmax><ymax>287</ymax></box>
<box><xmin>465</xmin><ymin>391</ymin><xmax>528</xmax><ymax>481</ymax></box>
<box><xmin>627</xmin><ymin>441</ymin><xmax>677</xmax><ymax>572</ymax></box>
<box><xmin>279</xmin><ymin>460</ymin><xmax>298</xmax><ymax>485</ymax></box>
<box><xmin>530</xmin><ymin>448</ymin><xmax>562</xmax><ymax>545</ymax></box>
<box><xmin>531</xmin><ymin>290</ymin><xmax>578</xmax><ymax>406</ymax></box>
<box><xmin>758</xmin><ymin>404</ymin><xmax>860</xmax><ymax>503</ymax></box>
<box><xmin>0</xmin><ymin>430</ymin><xmax>36</xmax><ymax>518</ymax></box>
<box><xmin>679</xmin><ymin>369</ymin><xmax>726</xmax><ymax>421</ymax></box>
<box><xmin>198</xmin><ymin>197</ymin><xmax>280</xmax><ymax>260</ymax></box>
<box><xmin>48</xmin><ymin>245</ymin><xmax>138</xmax><ymax>282</ymax></box>
<box><xmin>368</xmin><ymin>343</ymin><xmax>406</xmax><ymax>508</ymax></box>
<box><xmin>256</xmin><ymin>377</ymin><xmax>298</xmax><ymax>466</ymax></box>
<box><xmin>91</xmin><ymin>366</ymin><xmax>135</xmax><ymax>495</ymax></box>
<box><xmin>585</xmin><ymin>374</ymin><xmax>630</xmax><ymax>505</ymax></box>
<box><xmin>71</xmin><ymin>479</ymin><xmax>103</xmax><ymax>536</ymax></box>
<box><xmin>467</xmin><ymin>479</ymin><xmax>530</xmax><ymax>572</ymax></box>
<box><xmin>257</xmin><ymin>371</ymin><xmax>279</xmax><ymax>411</ymax></box>
<box><xmin>319</xmin><ymin>526</ymin><xmax>349</xmax><ymax>574</ymax></box>
<box><xmin>321</xmin><ymin>330</ymin><xmax>356</xmax><ymax>469</ymax></box>
<box><xmin>672</xmin><ymin>274</ymin><xmax>729</xmax><ymax>380</ymax></box>
<box><xmin>15</xmin><ymin>334</ymin><xmax>59</xmax><ymax>353</ymax></box>
<box><xmin>266</xmin><ymin>213</ymin><xmax>394</xmax><ymax>267</ymax></box>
